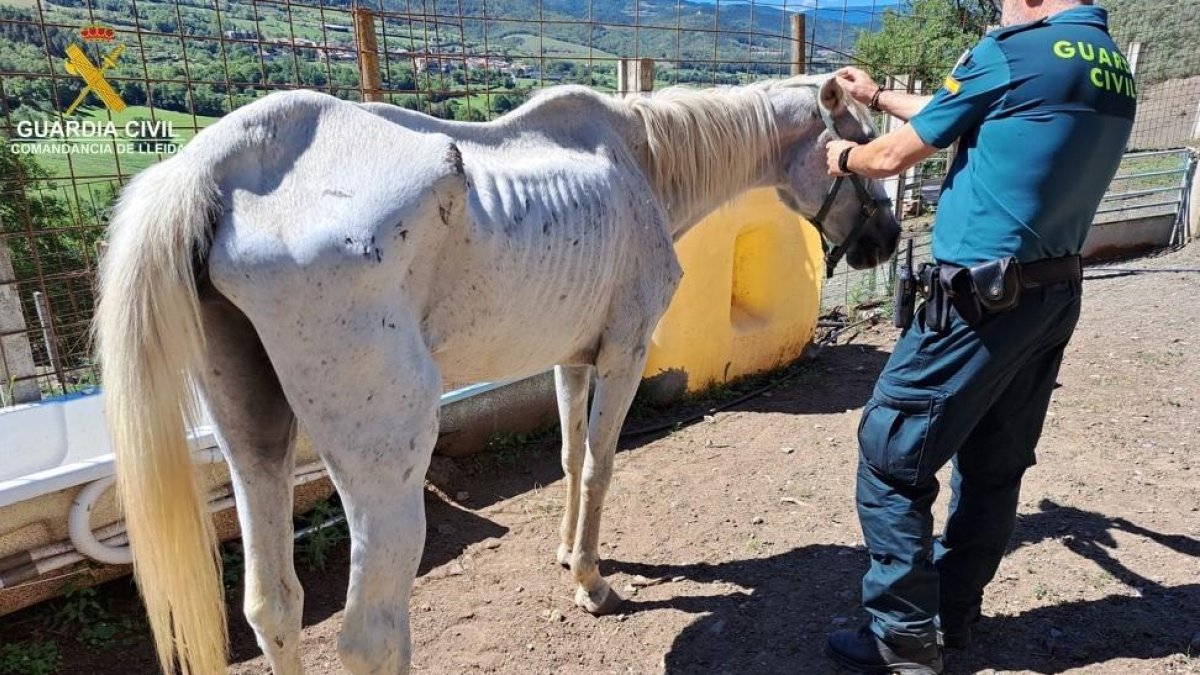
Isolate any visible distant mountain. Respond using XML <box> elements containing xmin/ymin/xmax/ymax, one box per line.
<box><xmin>686</xmin><ymin>0</ymin><xmax>903</xmax><ymax>26</ymax></box>
<box><xmin>374</xmin><ymin>0</ymin><xmax>889</xmax><ymax>68</ymax></box>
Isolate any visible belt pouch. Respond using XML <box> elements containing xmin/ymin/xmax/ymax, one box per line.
<box><xmin>969</xmin><ymin>257</ymin><xmax>1022</xmax><ymax>313</ymax></box>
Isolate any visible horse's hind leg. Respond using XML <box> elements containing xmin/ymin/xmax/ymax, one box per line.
<box><xmin>199</xmin><ymin>294</ymin><xmax>303</xmax><ymax>675</ymax></box>
<box><xmin>263</xmin><ymin>317</ymin><xmax>440</xmax><ymax>675</ymax></box>
<box><xmin>570</xmin><ymin>317</ymin><xmax>661</xmax><ymax>615</ymax></box>
<box><xmin>555</xmin><ymin>365</ymin><xmax>591</xmax><ymax>567</ymax></box>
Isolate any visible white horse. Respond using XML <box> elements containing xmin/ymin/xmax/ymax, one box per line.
<box><xmin>95</xmin><ymin>74</ymin><xmax>897</xmax><ymax>675</ymax></box>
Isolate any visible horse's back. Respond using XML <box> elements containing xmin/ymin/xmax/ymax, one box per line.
<box><xmin>204</xmin><ymin>90</ymin><xmax>468</xmax><ymax>315</ymax></box>
<box><xmin>202</xmin><ymin>89</ymin><xmax>673</xmax><ymax>385</ymax></box>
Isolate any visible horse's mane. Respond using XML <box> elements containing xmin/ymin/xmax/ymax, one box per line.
<box><xmin>621</xmin><ymin>75</ymin><xmax>835</xmax><ymax>213</ymax></box>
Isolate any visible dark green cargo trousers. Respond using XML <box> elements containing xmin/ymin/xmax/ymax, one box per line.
<box><xmin>855</xmin><ymin>279</ymin><xmax>1082</xmax><ymax>649</ymax></box>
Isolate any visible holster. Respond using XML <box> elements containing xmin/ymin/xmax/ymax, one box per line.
<box><xmin>921</xmin><ymin>265</ymin><xmax>950</xmax><ymax>333</ymax></box>
<box><xmin>918</xmin><ymin>263</ymin><xmax>981</xmax><ymax>333</ymax></box>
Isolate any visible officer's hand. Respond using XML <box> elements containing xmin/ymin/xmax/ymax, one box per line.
<box><xmin>826</xmin><ymin>139</ymin><xmax>858</xmax><ymax>177</ymax></box>
<box><xmin>835</xmin><ymin>67</ymin><xmax>880</xmax><ymax>106</ymax></box>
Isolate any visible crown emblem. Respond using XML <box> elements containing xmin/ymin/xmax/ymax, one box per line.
<box><xmin>80</xmin><ymin>25</ymin><xmax>116</xmax><ymax>42</ymax></box>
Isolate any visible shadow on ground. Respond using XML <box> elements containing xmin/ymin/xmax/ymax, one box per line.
<box><xmin>450</xmin><ymin>342</ymin><xmax>892</xmax><ymax>513</ymax></box>
<box><xmin>224</xmin><ymin>490</ymin><xmax>508</xmax><ymax>663</ymax></box>
<box><xmin>220</xmin><ymin>343</ymin><xmax>889</xmax><ymax>664</ymax></box>
<box><xmin>21</xmin><ymin>341</ymin><xmax>1196</xmax><ymax>674</ymax></box>
<box><xmin>603</xmin><ymin>501</ymin><xmax>1198</xmax><ymax>674</ymax></box>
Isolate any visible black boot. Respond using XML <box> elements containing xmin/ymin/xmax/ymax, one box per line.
<box><xmin>938</xmin><ymin>606</ymin><xmax>981</xmax><ymax>650</ymax></box>
<box><xmin>824</xmin><ymin>626</ymin><xmax>944</xmax><ymax>674</ymax></box>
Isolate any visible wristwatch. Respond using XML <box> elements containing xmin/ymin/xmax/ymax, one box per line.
<box><xmin>838</xmin><ymin>146</ymin><xmax>854</xmax><ymax>175</ymax></box>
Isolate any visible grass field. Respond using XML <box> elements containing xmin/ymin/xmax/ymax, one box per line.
<box><xmin>499</xmin><ymin>33</ymin><xmax>620</xmax><ymax>60</ymax></box>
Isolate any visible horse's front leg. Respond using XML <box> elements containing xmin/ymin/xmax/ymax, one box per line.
<box><xmin>569</xmin><ymin>321</ymin><xmax>657</xmax><ymax>615</ymax></box>
<box><xmin>555</xmin><ymin>365</ymin><xmax>592</xmax><ymax>567</ymax></box>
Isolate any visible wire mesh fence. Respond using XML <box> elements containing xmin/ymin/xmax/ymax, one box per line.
<box><xmin>819</xmin><ymin>227</ymin><xmax>932</xmax><ymax>315</ymax></box>
<box><xmin>1111</xmin><ymin>1</ymin><xmax>1200</xmax><ymax>151</ymax></box>
<box><xmin>0</xmin><ymin>0</ymin><xmax>1197</xmax><ymax>406</ymax></box>
<box><xmin>0</xmin><ymin>0</ymin><xmax>928</xmax><ymax>404</ymax></box>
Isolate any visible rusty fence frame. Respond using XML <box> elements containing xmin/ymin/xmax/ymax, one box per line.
<box><xmin>0</xmin><ymin>0</ymin><xmax>1009</xmax><ymax>405</ymax></box>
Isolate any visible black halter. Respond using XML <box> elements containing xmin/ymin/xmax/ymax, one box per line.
<box><xmin>806</xmin><ymin>96</ymin><xmax>893</xmax><ymax>279</ymax></box>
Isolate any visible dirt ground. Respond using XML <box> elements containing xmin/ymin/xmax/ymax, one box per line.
<box><xmin>5</xmin><ymin>245</ymin><xmax>1200</xmax><ymax>675</ymax></box>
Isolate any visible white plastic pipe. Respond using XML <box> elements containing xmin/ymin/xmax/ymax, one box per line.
<box><xmin>3</xmin><ymin>377</ymin><xmax>519</xmax><ymax>591</ymax></box>
<box><xmin>65</xmin><ymin>449</ymin><xmax>225</xmax><ymax>566</ymax></box>
<box><xmin>55</xmin><ymin>462</ymin><xmax>329</xmax><ymax>569</ymax></box>
<box><xmin>68</xmin><ymin>476</ymin><xmax>131</xmax><ymax>565</ymax></box>
<box><xmin>3</xmin><ymin>460</ymin><xmax>330</xmax><ymax>588</ymax></box>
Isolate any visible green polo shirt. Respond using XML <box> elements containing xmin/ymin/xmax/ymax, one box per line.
<box><xmin>909</xmin><ymin>6</ymin><xmax>1136</xmax><ymax>266</ymax></box>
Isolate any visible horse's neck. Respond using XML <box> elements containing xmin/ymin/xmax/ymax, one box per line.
<box><xmin>364</xmin><ymin>86</ymin><xmax>811</xmax><ymax>238</ymax></box>
<box><xmin>626</xmin><ymin>86</ymin><xmax>787</xmax><ymax>236</ymax></box>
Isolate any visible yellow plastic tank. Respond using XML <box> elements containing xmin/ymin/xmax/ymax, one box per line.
<box><xmin>643</xmin><ymin>188</ymin><xmax>824</xmax><ymax>395</ymax></box>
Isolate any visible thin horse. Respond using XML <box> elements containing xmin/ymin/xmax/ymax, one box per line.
<box><xmin>94</xmin><ymin>75</ymin><xmax>898</xmax><ymax>675</ymax></box>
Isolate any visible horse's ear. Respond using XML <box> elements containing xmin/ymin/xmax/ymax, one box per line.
<box><xmin>819</xmin><ymin>76</ymin><xmax>847</xmax><ymax>114</ymax></box>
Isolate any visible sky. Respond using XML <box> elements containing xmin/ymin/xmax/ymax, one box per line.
<box><xmin>685</xmin><ymin>0</ymin><xmax>902</xmax><ymax>7</ymax></box>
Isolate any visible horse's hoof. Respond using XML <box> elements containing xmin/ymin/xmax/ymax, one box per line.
<box><xmin>556</xmin><ymin>545</ymin><xmax>572</xmax><ymax>568</ymax></box>
<box><xmin>574</xmin><ymin>582</ymin><xmax>624</xmax><ymax>615</ymax></box>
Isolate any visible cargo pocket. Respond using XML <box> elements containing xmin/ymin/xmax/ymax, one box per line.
<box><xmin>857</xmin><ymin>392</ymin><xmax>946</xmax><ymax>486</ymax></box>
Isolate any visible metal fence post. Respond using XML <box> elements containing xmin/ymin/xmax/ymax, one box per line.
<box><xmin>32</xmin><ymin>291</ymin><xmax>65</xmax><ymax>394</ymax></box>
<box><xmin>617</xmin><ymin>58</ymin><xmax>654</xmax><ymax>95</ymax></box>
<box><xmin>353</xmin><ymin>7</ymin><xmax>382</xmax><ymax>102</ymax></box>
<box><xmin>1191</xmin><ymin>97</ymin><xmax>1200</xmax><ymax>145</ymax></box>
<box><xmin>900</xmin><ymin>79</ymin><xmax>923</xmax><ymax>214</ymax></box>
<box><xmin>790</xmin><ymin>14</ymin><xmax>806</xmax><ymax>76</ymax></box>
<box><xmin>1187</xmin><ymin>152</ymin><xmax>1200</xmax><ymax>244</ymax></box>
<box><xmin>1127</xmin><ymin>41</ymin><xmax>1142</xmax><ymax>76</ymax></box>
<box><xmin>0</xmin><ymin>234</ymin><xmax>42</xmax><ymax>405</ymax></box>
<box><xmin>881</xmin><ymin>75</ymin><xmax>908</xmax><ymax>217</ymax></box>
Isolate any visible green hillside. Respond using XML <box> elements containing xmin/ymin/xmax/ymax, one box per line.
<box><xmin>0</xmin><ymin>0</ymin><xmax>892</xmax><ymax>158</ymax></box>
<box><xmin>0</xmin><ymin>0</ymin><xmax>901</xmax><ymax>184</ymax></box>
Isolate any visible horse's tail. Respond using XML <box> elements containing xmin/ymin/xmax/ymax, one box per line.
<box><xmin>94</xmin><ymin>155</ymin><xmax>227</xmax><ymax>675</ymax></box>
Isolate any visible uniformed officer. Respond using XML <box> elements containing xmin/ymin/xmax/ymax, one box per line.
<box><xmin>819</xmin><ymin>0</ymin><xmax>1135</xmax><ymax>672</ymax></box>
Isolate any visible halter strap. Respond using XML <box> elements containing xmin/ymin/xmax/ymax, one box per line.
<box><xmin>801</xmin><ymin>84</ymin><xmax>892</xmax><ymax>278</ymax></box>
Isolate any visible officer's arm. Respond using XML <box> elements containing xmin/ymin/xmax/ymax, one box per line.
<box><xmin>834</xmin><ymin>68</ymin><xmax>933</xmax><ymax>121</ymax></box>
<box><xmin>830</xmin><ymin>39</ymin><xmax>1009</xmax><ymax>179</ymax></box>
<box><xmin>838</xmin><ymin>126</ymin><xmax>938</xmax><ymax>179</ymax></box>
<box><xmin>872</xmin><ymin>91</ymin><xmax>934</xmax><ymax>123</ymax></box>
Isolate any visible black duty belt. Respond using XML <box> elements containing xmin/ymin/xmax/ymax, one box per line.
<box><xmin>1020</xmin><ymin>255</ymin><xmax>1083</xmax><ymax>288</ymax></box>
<box><xmin>904</xmin><ymin>255</ymin><xmax>1082</xmax><ymax>333</ymax></box>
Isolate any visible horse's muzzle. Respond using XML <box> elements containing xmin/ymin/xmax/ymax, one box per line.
<box><xmin>846</xmin><ymin>217</ymin><xmax>901</xmax><ymax>270</ymax></box>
